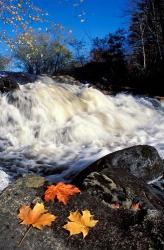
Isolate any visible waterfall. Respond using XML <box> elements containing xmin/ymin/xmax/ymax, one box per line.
<box><xmin>0</xmin><ymin>77</ymin><xmax>164</xmax><ymax>182</ymax></box>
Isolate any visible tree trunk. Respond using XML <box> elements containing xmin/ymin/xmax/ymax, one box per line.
<box><xmin>140</xmin><ymin>23</ymin><xmax>147</xmax><ymax>69</ymax></box>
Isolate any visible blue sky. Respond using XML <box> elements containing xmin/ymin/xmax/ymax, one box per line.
<box><xmin>35</xmin><ymin>0</ymin><xmax>129</xmax><ymax>40</ymax></box>
<box><xmin>0</xmin><ymin>0</ymin><xmax>129</xmax><ymax>60</ymax></box>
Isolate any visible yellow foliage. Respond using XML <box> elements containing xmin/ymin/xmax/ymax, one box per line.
<box><xmin>63</xmin><ymin>210</ymin><xmax>98</xmax><ymax>238</ymax></box>
<box><xmin>17</xmin><ymin>202</ymin><xmax>56</xmax><ymax>229</ymax></box>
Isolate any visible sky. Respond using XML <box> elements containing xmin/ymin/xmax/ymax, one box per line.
<box><xmin>35</xmin><ymin>0</ymin><xmax>129</xmax><ymax>41</ymax></box>
<box><xmin>0</xmin><ymin>0</ymin><xmax>129</xmax><ymax>69</ymax></box>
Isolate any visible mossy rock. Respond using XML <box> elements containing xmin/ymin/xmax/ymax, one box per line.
<box><xmin>0</xmin><ymin>175</ymin><xmax>164</xmax><ymax>249</ymax></box>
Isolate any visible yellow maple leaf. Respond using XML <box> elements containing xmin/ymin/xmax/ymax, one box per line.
<box><xmin>63</xmin><ymin>210</ymin><xmax>98</xmax><ymax>238</ymax></box>
<box><xmin>17</xmin><ymin>202</ymin><xmax>56</xmax><ymax>229</ymax></box>
<box><xmin>44</xmin><ymin>182</ymin><xmax>80</xmax><ymax>205</ymax></box>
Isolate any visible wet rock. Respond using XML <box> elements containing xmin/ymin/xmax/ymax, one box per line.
<box><xmin>0</xmin><ymin>76</ymin><xmax>19</xmax><ymax>93</ymax></box>
<box><xmin>0</xmin><ymin>71</ymin><xmax>37</xmax><ymax>85</ymax></box>
<box><xmin>109</xmin><ymin>145</ymin><xmax>164</xmax><ymax>181</ymax></box>
<box><xmin>74</xmin><ymin>167</ymin><xmax>164</xmax><ymax>211</ymax></box>
<box><xmin>150</xmin><ymin>175</ymin><xmax>164</xmax><ymax>202</ymax></box>
<box><xmin>74</xmin><ymin>145</ymin><xmax>164</xmax><ymax>183</ymax></box>
<box><xmin>73</xmin><ymin>145</ymin><xmax>164</xmax><ymax>211</ymax></box>
<box><xmin>0</xmin><ymin>175</ymin><xmax>164</xmax><ymax>250</ymax></box>
<box><xmin>23</xmin><ymin>175</ymin><xmax>45</xmax><ymax>188</ymax></box>
<box><xmin>52</xmin><ymin>75</ymin><xmax>81</xmax><ymax>86</ymax></box>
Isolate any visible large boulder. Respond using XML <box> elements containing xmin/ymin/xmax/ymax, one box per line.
<box><xmin>73</xmin><ymin>145</ymin><xmax>164</xmax><ymax>210</ymax></box>
<box><xmin>0</xmin><ymin>76</ymin><xmax>19</xmax><ymax>93</ymax></box>
<box><xmin>0</xmin><ymin>146</ymin><xmax>164</xmax><ymax>249</ymax></box>
<box><xmin>74</xmin><ymin>164</ymin><xmax>164</xmax><ymax>211</ymax></box>
<box><xmin>0</xmin><ymin>71</ymin><xmax>38</xmax><ymax>93</ymax></box>
<box><xmin>0</xmin><ymin>71</ymin><xmax>37</xmax><ymax>85</ymax></box>
<box><xmin>73</xmin><ymin>145</ymin><xmax>164</xmax><ymax>183</ymax></box>
<box><xmin>0</xmin><ymin>175</ymin><xmax>164</xmax><ymax>250</ymax></box>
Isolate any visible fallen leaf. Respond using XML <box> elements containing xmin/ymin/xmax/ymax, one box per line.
<box><xmin>131</xmin><ymin>203</ymin><xmax>140</xmax><ymax>212</ymax></box>
<box><xmin>63</xmin><ymin>210</ymin><xmax>98</xmax><ymax>238</ymax></box>
<box><xmin>17</xmin><ymin>202</ymin><xmax>56</xmax><ymax>229</ymax></box>
<box><xmin>44</xmin><ymin>182</ymin><xmax>80</xmax><ymax>205</ymax></box>
<box><xmin>111</xmin><ymin>203</ymin><xmax>120</xmax><ymax>209</ymax></box>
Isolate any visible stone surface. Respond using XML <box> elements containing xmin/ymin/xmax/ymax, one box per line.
<box><xmin>0</xmin><ymin>76</ymin><xmax>20</xmax><ymax>93</ymax></box>
<box><xmin>0</xmin><ymin>175</ymin><xmax>164</xmax><ymax>250</ymax></box>
<box><xmin>74</xmin><ymin>166</ymin><xmax>164</xmax><ymax>211</ymax></box>
<box><xmin>73</xmin><ymin>145</ymin><xmax>164</xmax><ymax>183</ymax></box>
<box><xmin>52</xmin><ymin>75</ymin><xmax>82</xmax><ymax>86</ymax></box>
<box><xmin>73</xmin><ymin>145</ymin><xmax>164</xmax><ymax>210</ymax></box>
<box><xmin>0</xmin><ymin>71</ymin><xmax>37</xmax><ymax>85</ymax></box>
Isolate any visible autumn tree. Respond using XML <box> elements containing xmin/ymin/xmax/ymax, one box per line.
<box><xmin>0</xmin><ymin>0</ymin><xmax>45</xmax><ymax>49</ymax></box>
<box><xmin>14</xmin><ymin>31</ymin><xmax>72</xmax><ymax>75</ymax></box>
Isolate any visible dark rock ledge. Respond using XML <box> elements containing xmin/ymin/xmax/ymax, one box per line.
<box><xmin>0</xmin><ymin>75</ymin><xmax>19</xmax><ymax>93</ymax></box>
<box><xmin>0</xmin><ymin>71</ymin><xmax>37</xmax><ymax>93</ymax></box>
<box><xmin>0</xmin><ymin>145</ymin><xmax>164</xmax><ymax>250</ymax></box>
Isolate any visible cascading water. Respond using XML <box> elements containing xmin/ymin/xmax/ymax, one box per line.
<box><xmin>0</xmin><ymin>77</ymin><xmax>164</xmax><ymax>183</ymax></box>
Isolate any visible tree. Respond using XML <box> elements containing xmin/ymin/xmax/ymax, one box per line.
<box><xmin>129</xmin><ymin>10</ymin><xmax>147</xmax><ymax>69</ymax></box>
<box><xmin>0</xmin><ymin>55</ymin><xmax>10</xmax><ymax>70</ymax></box>
<box><xmin>89</xmin><ymin>29</ymin><xmax>127</xmax><ymax>84</ymax></box>
<box><xmin>73</xmin><ymin>29</ymin><xmax>128</xmax><ymax>86</ymax></box>
<box><xmin>106</xmin><ymin>29</ymin><xmax>127</xmax><ymax>61</ymax></box>
<box><xmin>14</xmin><ymin>31</ymin><xmax>72</xmax><ymax>75</ymax></box>
<box><xmin>0</xmin><ymin>0</ymin><xmax>44</xmax><ymax>49</ymax></box>
<box><xmin>129</xmin><ymin>0</ymin><xmax>164</xmax><ymax>70</ymax></box>
<box><xmin>69</xmin><ymin>39</ymin><xmax>88</xmax><ymax>66</ymax></box>
<box><xmin>0</xmin><ymin>0</ymin><xmax>86</xmax><ymax>50</ymax></box>
<box><xmin>91</xmin><ymin>29</ymin><xmax>126</xmax><ymax>63</ymax></box>
<box><xmin>91</xmin><ymin>36</ymin><xmax>109</xmax><ymax>62</ymax></box>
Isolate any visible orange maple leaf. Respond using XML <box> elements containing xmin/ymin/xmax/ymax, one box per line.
<box><xmin>17</xmin><ymin>202</ymin><xmax>56</xmax><ymax>229</ymax></box>
<box><xmin>131</xmin><ymin>203</ymin><xmax>140</xmax><ymax>212</ymax></box>
<box><xmin>44</xmin><ymin>182</ymin><xmax>80</xmax><ymax>205</ymax></box>
<box><xmin>63</xmin><ymin>210</ymin><xmax>98</xmax><ymax>238</ymax></box>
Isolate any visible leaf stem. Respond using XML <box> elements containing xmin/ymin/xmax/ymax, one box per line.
<box><xmin>18</xmin><ymin>225</ymin><xmax>32</xmax><ymax>247</ymax></box>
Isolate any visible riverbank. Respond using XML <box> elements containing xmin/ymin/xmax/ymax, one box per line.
<box><xmin>1</xmin><ymin>71</ymin><xmax>164</xmax><ymax>100</ymax></box>
<box><xmin>0</xmin><ymin>73</ymin><xmax>164</xmax><ymax>248</ymax></box>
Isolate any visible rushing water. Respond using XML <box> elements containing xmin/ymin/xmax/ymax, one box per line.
<box><xmin>0</xmin><ymin>77</ymin><xmax>164</xmax><ymax>183</ymax></box>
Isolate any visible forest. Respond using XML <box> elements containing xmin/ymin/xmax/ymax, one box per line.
<box><xmin>0</xmin><ymin>0</ymin><xmax>164</xmax><ymax>96</ymax></box>
<box><xmin>70</xmin><ymin>0</ymin><xmax>164</xmax><ymax>96</ymax></box>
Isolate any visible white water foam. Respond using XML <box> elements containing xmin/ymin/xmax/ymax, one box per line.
<box><xmin>0</xmin><ymin>170</ymin><xmax>10</xmax><ymax>191</ymax></box>
<box><xmin>0</xmin><ymin>77</ymin><xmax>164</xmax><ymax>182</ymax></box>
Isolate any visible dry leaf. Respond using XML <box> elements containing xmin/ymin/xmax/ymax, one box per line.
<box><xmin>131</xmin><ymin>203</ymin><xmax>140</xmax><ymax>212</ymax></box>
<box><xmin>63</xmin><ymin>210</ymin><xmax>98</xmax><ymax>238</ymax></box>
<box><xmin>17</xmin><ymin>202</ymin><xmax>56</xmax><ymax>229</ymax></box>
<box><xmin>111</xmin><ymin>203</ymin><xmax>120</xmax><ymax>209</ymax></box>
<box><xmin>44</xmin><ymin>182</ymin><xmax>80</xmax><ymax>205</ymax></box>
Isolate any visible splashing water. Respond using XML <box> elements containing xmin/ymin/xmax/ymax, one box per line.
<box><xmin>0</xmin><ymin>77</ymin><xmax>164</xmax><ymax>182</ymax></box>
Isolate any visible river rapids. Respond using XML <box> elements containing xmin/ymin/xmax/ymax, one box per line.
<box><xmin>0</xmin><ymin>77</ymin><xmax>164</xmax><ymax>184</ymax></box>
